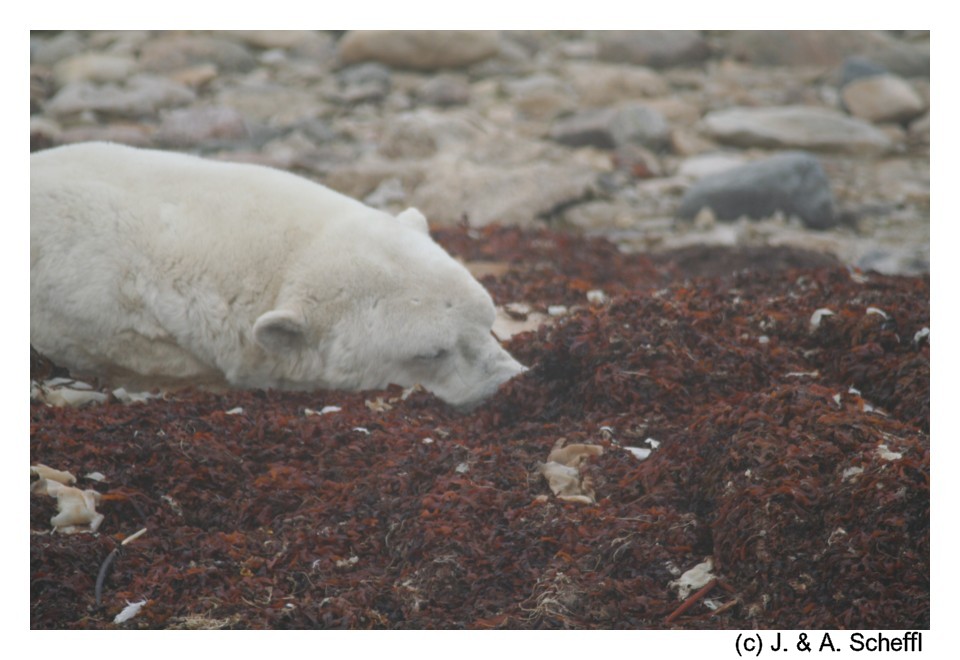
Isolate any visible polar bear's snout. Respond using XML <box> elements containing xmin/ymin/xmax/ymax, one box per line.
<box><xmin>30</xmin><ymin>142</ymin><xmax>525</xmax><ymax>408</ymax></box>
<box><xmin>428</xmin><ymin>333</ymin><xmax>526</xmax><ymax>410</ymax></box>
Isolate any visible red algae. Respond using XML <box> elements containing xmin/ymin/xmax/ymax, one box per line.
<box><xmin>31</xmin><ymin>225</ymin><xmax>929</xmax><ymax>629</ymax></box>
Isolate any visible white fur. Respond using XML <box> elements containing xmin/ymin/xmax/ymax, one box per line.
<box><xmin>31</xmin><ymin>142</ymin><xmax>524</xmax><ymax>408</ymax></box>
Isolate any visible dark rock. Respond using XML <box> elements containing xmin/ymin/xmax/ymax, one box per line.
<box><xmin>677</xmin><ymin>151</ymin><xmax>838</xmax><ymax>229</ymax></box>
<box><xmin>840</xmin><ymin>56</ymin><xmax>888</xmax><ymax>87</ymax></box>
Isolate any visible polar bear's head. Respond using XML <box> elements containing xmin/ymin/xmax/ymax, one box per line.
<box><xmin>250</xmin><ymin>207</ymin><xmax>524</xmax><ymax>408</ymax></box>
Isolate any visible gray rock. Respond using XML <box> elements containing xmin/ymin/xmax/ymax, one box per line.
<box><xmin>701</xmin><ymin>105</ymin><xmax>892</xmax><ymax>155</ymax></box>
<box><xmin>31</xmin><ymin>32</ymin><xmax>85</xmax><ymax>66</ymax></box>
<box><xmin>505</xmin><ymin>74</ymin><xmax>576</xmax><ymax>121</ymax></box>
<box><xmin>677</xmin><ymin>151</ymin><xmax>838</xmax><ymax>229</ymax></box>
<box><xmin>214</xmin><ymin>83</ymin><xmax>325</xmax><ymax>124</ymax></box>
<box><xmin>338</xmin><ymin>30</ymin><xmax>500</xmax><ymax>71</ymax></box>
<box><xmin>363</xmin><ymin>177</ymin><xmax>407</xmax><ymax>210</ymax></box>
<box><xmin>549</xmin><ymin>108</ymin><xmax>621</xmax><ymax>149</ymax></box>
<box><xmin>322</xmin><ymin>157</ymin><xmax>428</xmax><ymax>202</ymax></box>
<box><xmin>841</xmin><ymin>74</ymin><xmax>926</xmax><ymax>123</ymax></box>
<box><xmin>595</xmin><ymin>31</ymin><xmax>709</xmax><ymax>68</ymax></box>
<box><xmin>676</xmin><ymin>152</ymin><xmax>749</xmax><ymax>180</ymax></box>
<box><xmin>840</xmin><ymin>56</ymin><xmax>888</xmax><ymax>87</ymax></box>
<box><xmin>337</xmin><ymin>61</ymin><xmax>392</xmax><ymax>87</ymax></box>
<box><xmin>550</xmin><ymin>103</ymin><xmax>670</xmax><ymax>151</ymax></box>
<box><xmin>31</xmin><ymin>65</ymin><xmax>53</xmax><ymax>114</ymax></box>
<box><xmin>336</xmin><ymin>62</ymin><xmax>392</xmax><ymax>104</ymax></box>
<box><xmin>609</xmin><ymin>104</ymin><xmax>672</xmax><ymax>152</ymax></box>
<box><xmin>139</xmin><ymin>34</ymin><xmax>257</xmax><ymax>73</ymax></box>
<box><xmin>46</xmin><ymin>75</ymin><xmax>196</xmax><ymax>119</ymax></box>
<box><xmin>864</xmin><ymin>39</ymin><xmax>929</xmax><ymax>78</ymax></box>
<box><xmin>226</xmin><ymin>30</ymin><xmax>321</xmax><ymax>50</ymax></box>
<box><xmin>726</xmin><ymin>31</ymin><xmax>888</xmax><ymax>68</ymax></box>
<box><xmin>378</xmin><ymin>110</ymin><xmax>485</xmax><ymax>160</ymax></box>
<box><xmin>564</xmin><ymin>62</ymin><xmax>668</xmax><ymax>106</ymax></box>
<box><xmin>908</xmin><ymin>113</ymin><xmax>930</xmax><ymax>145</ymax></box>
<box><xmin>295</xmin><ymin>118</ymin><xmax>340</xmax><ymax>144</ymax></box>
<box><xmin>155</xmin><ymin>105</ymin><xmax>250</xmax><ymax>147</ymax></box>
<box><xmin>726</xmin><ymin>30</ymin><xmax>928</xmax><ymax>77</ymax></box>
<box><xmin>52</xmin><ymin>53</ymin><xmax>139</xmax><ymax>86</ymax></box>
<box><xmin>378</xmin><ymin>116</ymin><xmax>438</xmax><ymax>159</ymax></box>
<box><xmin>417</xmin><ymin>74</ymin><xmax>470</xmax><ymax>107</ymax></box>
<box><xmin>411</xmin><ymin>157</ymin><xmax>596</xmax><ymax>226</ymax></box>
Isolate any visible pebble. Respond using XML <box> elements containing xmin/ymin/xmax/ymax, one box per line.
<box><xmin>52</xmin><ymin>53</ymin><xmax>138</xmax><ymax>86</ymax></box>
<box><xmin>378</xmin><ymin>113</ymin><xmax>440</xmax><ymax>159</ymax></box>
<box><xmin>909</xmin><ymin>113</ymin><xmax>930</xmax><ymax>144</ymax></box>
<box><xmin>701</xmin><ymin>105</ymin><xmax>893</xmax><ymax>155</ymax></box>
<box><xmin>46</xmin><ymin>74</ymin><xmax>196</xmax><ymax>119</ymax></box>
<box><xmin>608</xmin><ymin>103</ymin><xmax>672</xmax><ymax>152</ymax></box>
<box><xmin>504</xmin><ymin>74</ymin><xmax>576</xmax><ymax>121</ymax></box>
<box><xmin>416</xmin><ymin>74</ymin><xmax>470</xmax><ymax>107</ymax></box>
<box><xmin>841</xmin><ymin>74</ymin><xmax>926</xmax><ymax>123</ymax></box>
<box><xmin>336</xmin><ymin>62</ymin><xmax>392</xmax><ymax>104</ymax></box>
<box><xmin>549</xmin><ymin>102</ymin><xmax>670</xmax><ymax>151</ymax></box>
<box><xmin>676</xmin><ymin>152</ymin><xmax>749</xmax><ymax>180</ymax></box>
<box><xmin>677</xmin><ymin>151</ymin><xmax>838</xmax><ymax>229</ymax></box>
<box><xmin>155</xmin><ymin>105</ymin><xmax>250</xmax><ymax>147</ymax></box>
<box><xmin>563</xmin><ymin>61</ymin><xmax>668</xmax><ymax>106</ymax></box>
<box><xmin>138</xmin><ymin>34</ymin><xmax>257</xmax><ymax>73</ymax></box>
<box><xmin>338</xmin><ymin>30</ymin><xmax>500</xmax><ymax>71</ymax></box>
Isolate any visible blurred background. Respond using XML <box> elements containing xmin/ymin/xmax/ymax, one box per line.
<box><xmin>30</xmin><ymin>30</ymin><xmax>930</xmax><ymax>275</ymax></box>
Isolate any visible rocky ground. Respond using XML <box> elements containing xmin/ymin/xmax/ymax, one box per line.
<box><xmin>30</xmin><ymin>30</ymin><xmax>929</xmax><ymax>274</ymax></box>
<box><xmin>30</xmin><ymin>31</ymin><xmax>930</xmax><ymax>630</ymax></box>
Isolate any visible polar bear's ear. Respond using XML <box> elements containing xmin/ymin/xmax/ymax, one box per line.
<box><xmin>253</xmin><ymin>309</ymin><xmax>306</xmax><ymax>352</ymax></box>
<box><xmin>396</xmin><ymin>207</ymin><xmax>429</xmax><ymax>234</ymax></box>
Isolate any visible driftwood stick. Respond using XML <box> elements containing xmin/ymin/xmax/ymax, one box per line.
<box><xmin>665</xmin><ymin>578</ymin><xmax>718</xmax><ymax>624</ymax></box>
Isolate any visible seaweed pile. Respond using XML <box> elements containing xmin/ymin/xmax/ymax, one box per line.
<box><xmin>30</xmin><ymin>225</ymin><xmax>929</xmax><ymax>629</ymax></box>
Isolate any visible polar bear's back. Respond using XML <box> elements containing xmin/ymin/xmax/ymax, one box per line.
<box><xmin>31</xmin><ymin>142</ymin><xmax>374</xmax><ymax>240</ymax></box>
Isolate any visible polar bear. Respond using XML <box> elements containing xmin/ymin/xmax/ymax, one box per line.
<box><xmin>31</xmin><ymin>142</ymin><xmax>524</xmax><ymax>408</ymax></box>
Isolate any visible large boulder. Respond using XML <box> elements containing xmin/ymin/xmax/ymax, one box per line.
<box><xmin>677</xmin><ymin>151</ymin><xmax>838</xmax><ymax>229</ymax></box>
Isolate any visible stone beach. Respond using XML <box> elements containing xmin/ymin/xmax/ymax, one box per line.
<box><xmin>30</xmin><ymin>30</ymin><xmax>929</xmax><ymax>275</ymax></box>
